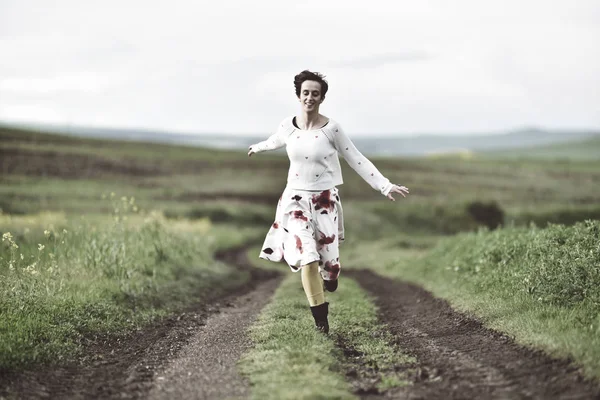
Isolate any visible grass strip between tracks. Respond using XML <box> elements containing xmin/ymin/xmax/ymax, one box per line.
<box><xmin>239</xmin><ymin>255</ymin><xmax>414</xmax><ymax>399</ymax></box>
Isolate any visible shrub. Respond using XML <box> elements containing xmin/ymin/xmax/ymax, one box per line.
<box><xmin>427</xmin><ymin>220</ymin><xmax>600</xmax><ymax>312</ymax></box>
<box><xmin>466</xmin><ymin>201</ymin><xmax>504</xmax><ymax>230</ymax></box>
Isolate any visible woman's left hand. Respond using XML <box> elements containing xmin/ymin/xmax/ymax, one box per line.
<box><xmin>387</xmin><ymin>185</ymin><xmax>409</xmax><ymax>201</ymax></box>
<box><xmin>248</xmin><ymin>145</ymin><xmax>257</xmax><ymax>157</ymax></box>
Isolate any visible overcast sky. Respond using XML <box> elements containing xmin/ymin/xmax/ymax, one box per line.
<box><xmin>1</xmin><ymin>0</ymin><xmax>599</xmax><ymax>136</ymax></box>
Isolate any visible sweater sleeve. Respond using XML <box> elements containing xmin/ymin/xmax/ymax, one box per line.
<box><xmin>331</xmin><ymin>123</ymin><xmax>394</xmax><ymax>196</ymax></box>
<box><xmin>249</xmin><ymin>118</ymin><xmax>290</xmax><ymax>153</ymax></box>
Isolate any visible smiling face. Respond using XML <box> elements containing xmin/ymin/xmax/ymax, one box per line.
<box><xmin>298</xmin><ymin>80</ymin><xmax>323</xmax><ymax>113</ymax></box>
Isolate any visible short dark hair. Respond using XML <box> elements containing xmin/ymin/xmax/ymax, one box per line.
<box><xmin>294</xmin><ymin>70</ymin><xmax>329</xmax><ymax>99</ymax></box>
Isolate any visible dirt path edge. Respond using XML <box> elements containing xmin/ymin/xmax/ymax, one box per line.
<box><xmin>347</xmin><ymin>269</ymin><xmax>600</xmax><ymax>400</ymax></box>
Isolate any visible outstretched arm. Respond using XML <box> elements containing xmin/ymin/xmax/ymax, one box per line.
<box><xmin>248</xmin><ymin>132</ymin><xmax>285</xmax><ymax>156</ymax></box>
<box><xmin>333</xmin><ymin>124</ymin><xmax>409</xmax><ymax>201</ymax></box>
<box><xmin>248</xmin><ymin>120</ymin><xmax>289</xmax><ymax>157</ymax></box>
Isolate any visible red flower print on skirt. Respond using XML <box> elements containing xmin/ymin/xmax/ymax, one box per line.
<box><xmin>311</xmin><ymin>190</ymin><xmax>336</xmax><ymax>212</ymax></box>
<box><xmin>259</xmin><ymin>187</ymin><xmax>344</xmax><ymax>280</ymax></box>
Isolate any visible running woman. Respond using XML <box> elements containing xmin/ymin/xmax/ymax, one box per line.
<box><xmin>248</xmin><ymin>70</ymin><xmax>409</xmax><ymax>333</ymax></box>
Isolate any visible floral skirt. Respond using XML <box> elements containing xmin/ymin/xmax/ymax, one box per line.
<box><xmin>259</xmin><ymin>187</ymin><xmax>344</xmax><ymax>281</ymax></box>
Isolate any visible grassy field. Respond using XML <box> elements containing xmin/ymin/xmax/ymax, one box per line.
<box><xmin>3</xmin><ymin>125</ymin><xmax>600</xmax><ymax>225</ymax></box>
<box><xmin>2</xmin><ymin>124</ymin><xmax>600</xmax><ymax>386</ymax></box>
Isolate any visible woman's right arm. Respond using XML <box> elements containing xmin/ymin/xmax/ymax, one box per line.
<box><xmin>248</xmin><ymin>132</ymin><xmax>285</xmax><ymax>156</ymax></box>
<box><xmin>248</xmin><ymin>119</ymin><xmax>290</xmax><ymax>157</ymax></box>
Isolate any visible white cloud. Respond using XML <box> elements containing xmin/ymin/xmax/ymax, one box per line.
<box><xmin>1</xmin><ymin>74</ymin><xmax>113</xmax><ymax>94</ymax></box>
<box><xmin>0</xmin><ymin>0</ymin><xmax>598</xmax><ymax>134</ymax></box>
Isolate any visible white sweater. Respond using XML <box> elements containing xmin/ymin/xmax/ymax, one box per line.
<box><xmin>250</xmin><ymin>116</ymin><xmax>394</xmax><ymax>196</ymax></box>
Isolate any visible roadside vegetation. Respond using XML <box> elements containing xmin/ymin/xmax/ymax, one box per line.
<box><xmin>0</xmin><ymin>197</ymin><xmax>258</xmax><ymax>370</ymax></box>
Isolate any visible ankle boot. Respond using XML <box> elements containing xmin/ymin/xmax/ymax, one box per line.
<box><xmin>310</xmin><ymin>302</ymin><xmax>329</xmax><ymax>334</ymax></box>
<box><xmin>323</xmin><ymin>279</ymin><xmax>338</xmax><ymax>292</ymax></box>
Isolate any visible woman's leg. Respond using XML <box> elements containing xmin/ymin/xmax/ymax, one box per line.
<box><xmin>301</xmin><ymin>261</ymin><xmax>325</xmax><ymax>306</ymax></box>
<box><xmin>302</xmin><ymin>261</ymin><xmax>329</xmax><ymax>333</ymax></box>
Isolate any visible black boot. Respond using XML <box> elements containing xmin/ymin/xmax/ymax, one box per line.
<box><xmin>310</xmin><ymin>302</ymin><xmax>329</xmax><ymax>334</ymax></box>
<box><xmin>323</xmin><ymin>279</ymin><xmax>338</xmax><ymax>292</ymax></box>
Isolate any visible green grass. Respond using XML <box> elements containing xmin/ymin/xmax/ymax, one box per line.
<box><xmin>164</xmin><ymin>201</ymin><xmax>275</xmax><ymax>227</ymax></box>
<box><xmin>240</xmin><ymin>254</ymin><xmax>414</xmax><ymax>399</ymax></box>
<box><xmin>343</xmin><ymin>220</ymin><xmax>600</xmax><ymax>380</ymax></box>
<box><xmin>0</xmin><ymin>124</ymin><xmax>248</xmax><ymax>163</ymax></box>
<box><xmin>0</xmin><ymin>204</ymin><xmax>259</xmax><ymax>370</ymax></box>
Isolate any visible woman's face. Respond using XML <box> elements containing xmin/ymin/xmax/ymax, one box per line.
<box><xmin>299</xmin><ymin>80</ymin><xmax>323</xmax><ymax>113</ymax></box>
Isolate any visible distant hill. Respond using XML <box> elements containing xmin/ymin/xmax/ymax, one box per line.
<box><xmin>489</xmin><ymin>135</ymin><xmax>600</xmax><ymax>160</ymax></box>
<box><xmin>347</xmin><ymin>128</ymin><xmax>600</xmax><ymax>157</ymax></box>
<box><xmin>1</xmin><ymin>121</ymin><xmax>598</xmax><ymax>157</ymax></box>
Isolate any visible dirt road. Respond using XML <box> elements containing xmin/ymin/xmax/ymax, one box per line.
<box><xmin>146</xmin><ymin>278</ymin><xmax>280</xmax><ymax>400</ymax></box>
<box><xmin>2</xmin><ymin>248</ymin><xmax>599</xmax><ymax>399</ymax></box>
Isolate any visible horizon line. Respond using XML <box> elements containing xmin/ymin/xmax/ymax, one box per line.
<box><xmin>1</xmin><ymin>119</ymin><xmax>600</xmax><ymax>139</ymax></box>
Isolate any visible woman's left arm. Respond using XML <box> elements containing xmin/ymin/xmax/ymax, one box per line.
<box><xmin>333</xmin><ymin>124</ymin><xmax>409</xmax><ymax>201</ymax></box>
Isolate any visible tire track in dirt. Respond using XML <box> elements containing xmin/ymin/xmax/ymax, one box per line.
<box><xmin>0</xmin><ymin>245</ymin><xmax>281</xmax><ymax>400</ymax></box>
<box><xmin>146</xmin><ymin>277</ymin><xmax>279</xmax><ymax>399</ymax></box>
<box><xmin>347</xmin><ymin>269</ymin><xmax>600</xmax><ymax>400</ymax></box>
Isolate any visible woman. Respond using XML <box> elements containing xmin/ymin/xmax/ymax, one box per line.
<box><xmin>248</xmin><ymin>70</ymin><xmax>409</xmax><ymax>333</ymax></box>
